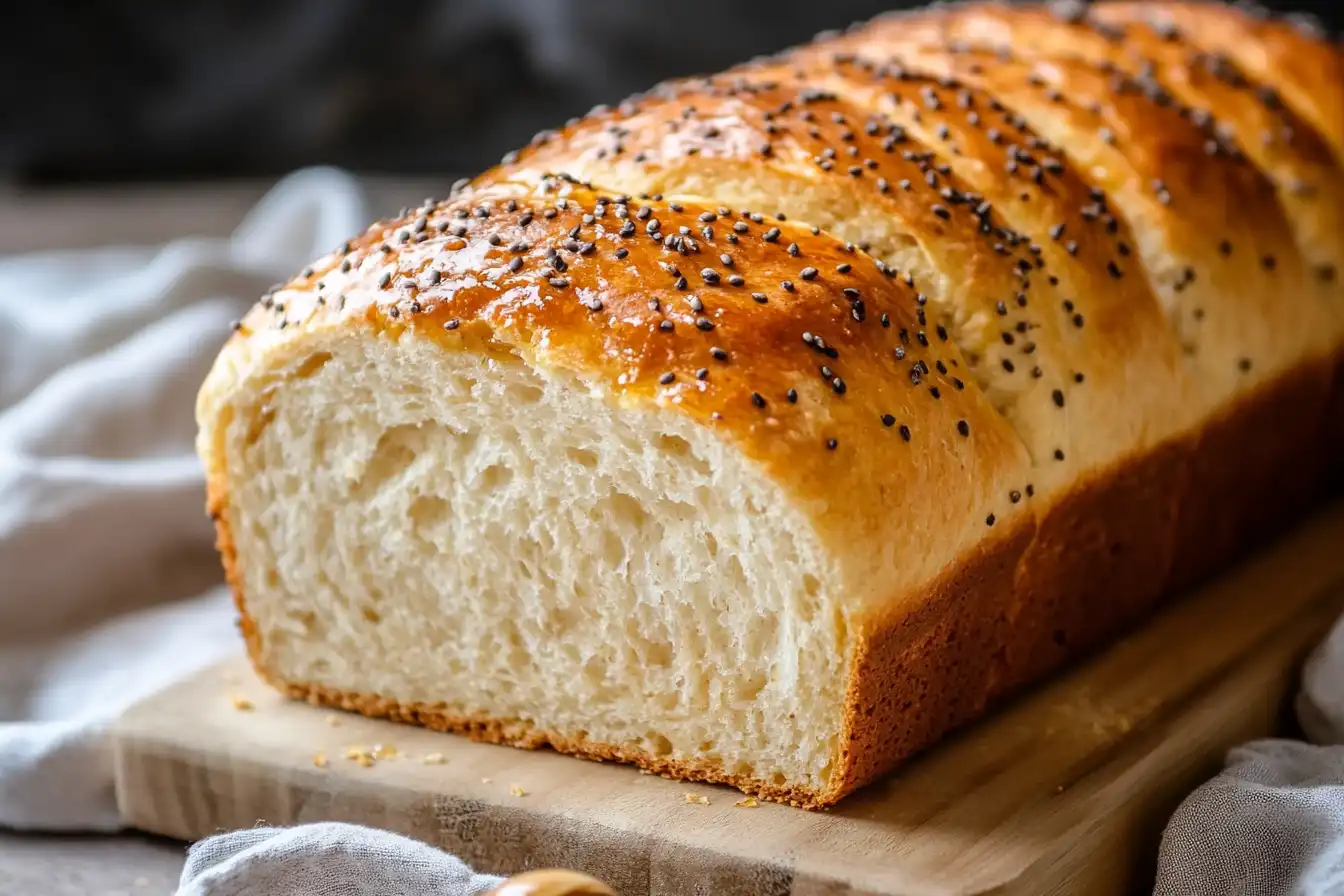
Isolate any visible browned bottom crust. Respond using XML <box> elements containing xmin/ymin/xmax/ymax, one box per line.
<box><xmin>269</xmin><ymin>670</ymin><xmax>833</xmax><ymax>809</ymax></box>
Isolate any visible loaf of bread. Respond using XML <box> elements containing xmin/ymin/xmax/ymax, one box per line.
<box><xmin>196</xmin><ymin>1</ymin><xmax>1344</xmax><ymax>808</ymax></box>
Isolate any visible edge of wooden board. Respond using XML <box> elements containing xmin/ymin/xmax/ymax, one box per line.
<box><xmin>114</xmin><ymin>503</ymin><xmax>1344</xmax><ymax>896</ymax></box>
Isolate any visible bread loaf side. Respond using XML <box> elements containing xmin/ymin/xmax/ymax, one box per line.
<box><xmin>196</xmin><ymin>1</ymin><xmax>1344</xmax><ymax>807</ymax></box>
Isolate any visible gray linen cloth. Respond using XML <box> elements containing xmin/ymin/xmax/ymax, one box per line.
<box><xmin>1154</xmin><ymin>616</ymin><xmax>1344</xmax><ymax>895</ymax></box>
<box><xmin>1</xmin><ymin>168</ymin><xmax>1343</xmax><ymax>895</ymax></box>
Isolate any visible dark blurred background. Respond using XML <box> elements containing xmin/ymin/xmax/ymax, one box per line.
<box><xmin>0</xmin><ymin>0</ymin><xmax>1340</xmax><ymax>187</ymax></box>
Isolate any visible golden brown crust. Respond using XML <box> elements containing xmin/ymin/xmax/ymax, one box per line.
<box><xmin>806</xmin><ymin>18</ymin><xmax>1332</xmax><ymax>384</ymax></box>
<box><xmin>860</xmin><ymin>2</ymin><xmax>1344</xmax><ymax>285</ymax></box>
<box><xmin>1083</xmin><ymin>1</ymin><xmax>1344</xmax><ymax>488</ymax></box>
<box><xmin>1094</xmin><ymin>2</ymin><xmax>1344</xmax><ymax>169</ymax></box>
<box><xmin>198</xmin><ymin>1</ymin><xmax>1344</xmax><ymax>810</ymax></box>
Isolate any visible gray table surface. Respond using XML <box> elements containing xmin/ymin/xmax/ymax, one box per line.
<box><xmin>0</xmin><ymin>174</ymin><xmax>442</xmax><ymax>895</ymax></box>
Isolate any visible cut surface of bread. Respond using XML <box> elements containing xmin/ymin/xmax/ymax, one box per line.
<box><xmin>197</xmin><ymin>1</ymin><xmax>1344</xmax><ymax>808</ymax></box>
<box><xmin>199</xmin><ymin>182</ymin><xmax>1032</xmax><ymax>806</ymax></box>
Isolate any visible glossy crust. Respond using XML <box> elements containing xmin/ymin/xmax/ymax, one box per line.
<box><xmin>845</xmin><ymin>0</ymin><xmax>1344</xmax><ymax>497</ymax></box>
<box><xmin>201</xmin><ymin>1</ymin><xmax>1344</xmax><ymax>808</ymax></box>
<box><xmin>1096</xmin><ymin>2</ymin><xmax>1344</xmax><ymax>167</ymax></box>
<box><xmin>801</xmin><ymin>11</ymin><xmax>1340</xmax><ymax>592</ymax></box>
<box><xmin>1088</xmin><ymin>0</ymin><xmax>1344</xmax><ymax>489</ymax></box>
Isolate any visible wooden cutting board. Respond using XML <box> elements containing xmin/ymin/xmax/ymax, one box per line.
<box><xmin>113</xmin><ymin>504</ymin><xmax>1344</xmax><ymax>896</ymax></box>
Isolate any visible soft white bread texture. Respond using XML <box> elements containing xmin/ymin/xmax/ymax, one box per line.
<box><xmin>198</xmin><ymin>180</ymin><xmax>1030</xmax><ymax>806</ymax></box>
<box><xmin>197</xmin><ymin>2</ymin><xmax>1344</xmax><ymax>808</ymax></box>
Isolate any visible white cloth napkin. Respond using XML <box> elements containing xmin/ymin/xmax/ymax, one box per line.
<box><xmin>2</xmin><ymin>167</ymin><xmax>1344</xmax><ymax>895</ymax></box>
<box><xmin>0</xmin><ymin>168</ymin><xmax>367</xmax><ymax>830</ymax></box>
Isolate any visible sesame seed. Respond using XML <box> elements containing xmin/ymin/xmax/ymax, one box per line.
<box><xmin>752</xmin><ymin>392</ymin><xmax>767</xmax><ymax>408</ymax></box>
<box><xmin>701</xmin><ymin>268</ymin><xmax>721</xmax><ymax>284</ymax></box>
<box><xmin>881</xmin><ymin>414</ymin><xmax>896</xmax><ymax>427</ymax></box>
<box><xmin>1052</xmin><ymin>389</ymin><xmax>1065</xmax><ymax>407</ymax></box>
<box><xmin>898</xmin><ymin>424</ymin><xmax>912</xmax><ymax>441</ymax></box>
<box><xmin>800</xmin><ymin>266</ymin><xmax>819</xmax><ymax>280</ymax></box>
<box><xmin>985</xmin><ymin>513</ymin><xmax>996</xmax><ymax>527</ymax></box>
<box><xmin>957</xmin><ymin>420</ymin><xmax>970</xmax><ymax>437</ymax></box>
<box><xmin>826</xmin><ymin>438</ymin><xmax>839</xmax><ymax>450</ymax></box>
<box><xmin>659</xmin><ymin>320</ymin><xmax>675</xmax><ymax>332</ymax></box>
<box><xmin>787</xmin><ymin>388</ymin><xmax>798</xmax><ymax>403</ymax></box>
<box><xmin>443</xmin><ymin>319</ymin><xmax>460</xmax><ymax>331</ymax></box>
<box><xmin>710</xmin><ymin>346</ymin><xmax>729</xmax><ymax>361</ymax></box>
<box><xmin>1054</xmin><ymin>448</ymin><xmax>1065</xmax><ymax>460</ymax></box>
<box><xmin>695</xmin><ymin>317</ymin><xmax>715</xmax><ymax>331</ymax></box>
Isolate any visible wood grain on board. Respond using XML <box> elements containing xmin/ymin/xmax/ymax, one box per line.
<box><xmin>114</xmin><ymin>504</ymin><xmax>1344</xmax><ymax>895</ymax></box>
